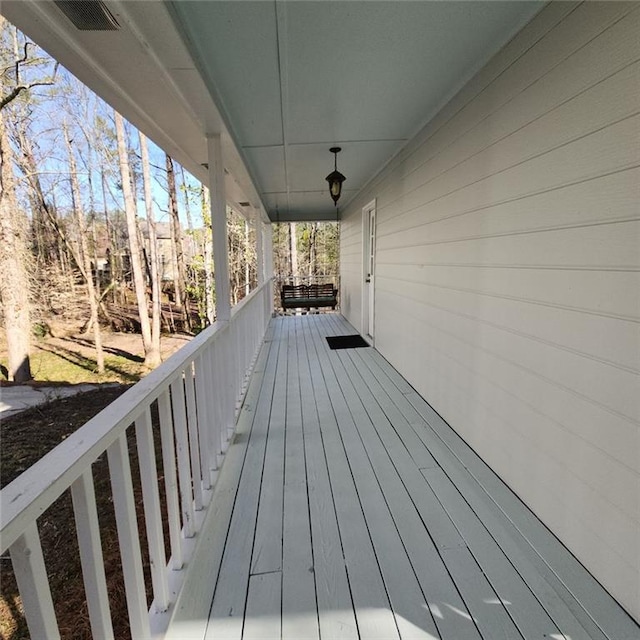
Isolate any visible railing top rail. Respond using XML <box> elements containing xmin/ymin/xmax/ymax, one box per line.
<box><xmin>0</xmin><ymin>280</ymin><xmax>272</xmax><ymax>552</ymax></box>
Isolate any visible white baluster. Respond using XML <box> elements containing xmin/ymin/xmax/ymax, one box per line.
<box><xmin>135</xmin><ymin>408</ymin><xmax>170</xmax><ymax>612</ymax></box>
<box><xmin>10</xmin><ymin>523</ymin><xmax>60</xmax><ymax>640</ymax></box>
<box><xmin>71</xmin><ymin>470</ymin><xmax>114</xmax><ymax>639</ymax></box>
<box><xmin>170</xmin><ymin>377</ymin><xmax>196</xmax><ymax>538</ymax></box>
<box><xmin>194</xmin><ymin>354</ymin><xmax>212</xmax><ymax>491</ymax></box>
<box><xmin>107</xmin><ymin>433</ymin><xmax>150</xmax><ymax>639</ymax></box>
<box><xmin>157</xmin><ymin>391</ymin><xmax>183</xmax><ymax>569</ymax></box>
<box><xmin>184</xmin><ymin>361</ymin><xmax>203</xmax><ymax>510</ymax></box>
<box><xmin>207</xmin><ymin>341</ymin><xmax>225</xmax><ymax>468</ymax></box>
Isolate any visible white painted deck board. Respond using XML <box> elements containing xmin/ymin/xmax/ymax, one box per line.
<box><xmin>203</xmin><ymin>320</ymin><xmax>283</xmax><ymax>640</ymax></box>
<box><xmin>342</xmin><ymin>336</ymin><xmax>608</xmax><ymax>640</ymax></box>
<box><xmin>164</xmin><ymin>325</ymin><xmax>275</xmax><ymax>640</ymax></box>
<box><xmin>298</xmin><ymin>318</ymin><xmax>359</xmax><ymax>640</ymax></box>
<box><xmin>250</xmin><ymin>322</ymin><xmax>286</xmax><ymax>575</ymax></box>
<box><xmin>424</xmin><ymin>466</ymin><xmax>567</xmax><ymax>639</ymax></box>
<box><xmin>303</xmin><ymin>317</ymin><xmax>401</xmax><ymax>640</ymax></box>
<box><xmin>359</xmin><ymin>345</ymin><xmax>639</xmax><ymax>640</ymax></box>
<box><xmin>308</xmin><ymin>316</ymin><xmax>438</xmax><ymax>640</ymax></box>
<box><xmin>326</xmin><ymin>334</ymin><xmax>490</xmax><ymax>639</ymax></box>
<box><xmin>320</xmin><ymin>315</ymin><xmax>483</xmax><ymax>640</ymax></box>
<box><xmin>282</xmin><ymin>318</ymin><xmax>320</xmax><ymax>640</ymax></box>
<box><xmin>244</xmin><ymin>572</ymin><xmax>282</xmax><ymax>640</ymax></box>
<box><xmin>171</xmin><ymin>314</ymin><xmax>638</xmax><ymax>640</ymax></box>
<box><xmin>408</xmin><ymin>395</ymin><xmax>640</xmax><ymax>640</ymax></box>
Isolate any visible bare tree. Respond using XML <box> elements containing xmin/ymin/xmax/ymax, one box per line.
<box><xmin>165</xmin><ymin>153</ymin><xmax>190</xmax><ymax>330</ymax></box>
<box><xmin>114</xmin><ymin>111</ymin><xmax>155</xmax><ymax>367</ymax></box>
<box><xmin>63</xmin><ymin>121</ymin><xmax>104</xmax><ymax>372</ymax></box>
<box><xmin>0</xmin><ymin>16</ymin><xmax>58</xmax><ymax>110</ymax></box>
<box><xmin>179</xmin><ymin>164</ymin><xmax>194</xmax><ymax>232</ymax></box>
<box><xmin>11</xmin><ymin>113</ymin><xmax>114</xmax><ymax>332</ymax></box>
<box><xmin>273</xmin><ymin>221</ymin><xmax>338</xmax><ymax>288</ymax></box>
<box><xmin>139</xmin><ymin>132</ymin><xmax>161</xmax><ymax>366</ymax></box>
<box><xmin>0</xmin><ymin>16</ymin><xmax>58</xmax><ymax>381</ymax></box>
<box><xmin>202</xmin><ymin>185</ymin><xmax>214</xmax><ymax>324</ymax></box>
<box><xmin>12</xmin><ymin>114</ymin><xmax>69</xmax><ymax>292</ymax></box>
<box><xmin>307</xmin><ymin>222</ymin><xmax>317</xmax><ymax>278</ymax></box>
<box><xmin>226</xmin><ymin>208</ymin><xmax>256</xmax><ymax>304</ymax></box>
<box><xmin>245</xmin><ymin>220</ymin><xmax>250</xmax><ymax>297</ymax></box>
<box><xmin>0</xmin><ymin>108</ymin><xmax>32</xmax><ymax>381</ymax></box>
<box><xmin>289</xmin><ymin>222</ymin><xmax>299</xmax><ymax>279</ymax></box>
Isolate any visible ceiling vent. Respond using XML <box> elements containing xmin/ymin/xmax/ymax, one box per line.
<box><xmin>54</xmin><ymin>0</ymin><xmax>120</xmax><ymax>30</ymax></box>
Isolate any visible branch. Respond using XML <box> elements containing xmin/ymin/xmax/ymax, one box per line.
<box><xmin>14</xmin><ymin>41</ymin><xmax>32</xmax><ymax>84</ymax></box>
<box><xmin>1</xmin><ymin>81</ymin><xmax>51</xmax><ymax>109</ymax></box>
<box><xmin>1</xmin><ymin>62</ymin><xmax>59</xmax><ymax>109</ymax></box>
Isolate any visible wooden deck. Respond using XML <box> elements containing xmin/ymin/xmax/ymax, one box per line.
<box><xmin>165</xmin><ymin>314</ymin><xmax>638</xmax><ymax>640</ymax></box>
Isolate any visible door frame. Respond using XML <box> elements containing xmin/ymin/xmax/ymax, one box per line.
<box><xmin>362</xmin><ymin>199</ymin><xmax>376</xmax><ymax>344</ymax></box>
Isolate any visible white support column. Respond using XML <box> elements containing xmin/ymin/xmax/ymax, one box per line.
<box><xmin>255</xmin><ymin>208</ymin><xmax>264</xmax><ymax>287</ymax></box>
<box><xmin>207</xmin><ymin>134</ymin><xmax>231</xmax><ymax>322</ymax></box>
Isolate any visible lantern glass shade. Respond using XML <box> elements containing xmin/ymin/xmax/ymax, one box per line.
<box><xmin>326</xmin><ymin>169</ymin><xmax>346</xmax><ymax>204</ymax></box>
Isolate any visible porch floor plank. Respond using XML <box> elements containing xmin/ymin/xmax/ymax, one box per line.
<box><xmin>203</xmin><ymin>319</ymin><xmax>284</xmax><ymax>640</ymax></box>
<box><xmin>308</xmin><ymin>315</ymin><xmax>439</xmax><ymax>640</ymax></box>
<box><xmin>352</xmin><ymin>340</ymin><xmax>637</xmax><ymax>640</ymax></box>
<box><xmin>302</xmin><ymin>316</ymin><xmax>401</xmax><ymax>640</ymax></box>
<box><xmin>298</xmin><ymin>317</ymin><xmax>360</xmax><ymax>640</ymax></box>
<box><xmin>169</xmin><ymin>314</ymin><xmax>637</xmax><ymax>640</ymax></box>
<box><xmin>282</xmin><ymin>318</ymin><xmax>320</xmax><ymax>640</ymax></box>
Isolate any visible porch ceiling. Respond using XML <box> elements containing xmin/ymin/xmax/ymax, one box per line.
<box><xmin>2</xmin><ymin>0</ymin><xmax>543</xmax><ymax>222</ymax></box>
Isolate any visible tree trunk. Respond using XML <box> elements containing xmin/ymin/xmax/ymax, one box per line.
<box><xmin>289</xmin><ymin>222</ymin><xmax>298</xmax><ymax>282</ymax></box>
<box><xmin>180</xmin><ymin>165</ymin><xmax>194</xmax><ymax>232</ymax></box>
<box><xmin>308</xmin><ymin>222</ymin><xmax>317</xmax><ymax>279</ymax></box>
<box><xmin>245</xmin><ymin>221</ymin><xmax>250</xmax><ymax>297</ymax></box>
<box><xmin>86</xmin><ymin>146</ymin><xmax>103</xmax><ymax>318</ymax></box>
<box><xmin>101</xmin><ymin>169</ymin><xmax>124</xmax><ymax>304</ymax></box>
<box><xmin>139</xmin><ymin>132</ymin><xmax>161</xmax><ymax>367</ymax></box>
<box><xmin>114</xmin><ymin>111</ymin><xmax>154</xmax><ymax>366</ymax></box>
<box><xmin>12</xmin><ymin>120</ymin><xmax>69</xmax><ymax>320</ymax></box>
<box><xmin>165</xmin><ymin>154</ymin><xmax>190</xmax><ymax>330</ymax></box>
<box><xmin>64</xmin><ymin>123</ymin><xmax>105</xmax><ymax>372</ymax></box>
<box><xmin>0</xmin><ymin>109</ymin><xmax>32</xmax><ymax>381</ymax></box>
<box><xmin>15</xmin><ymin>127</ymin><xmax>104</xmax><ymax>326</ymax></box>
<box><xmin>18</xmin><ymin>131</ymin><xmax>50</xmax><ymax>268</ymax></box>
<box><xmin>202</xmin><ymin>186</ymin><xmax>214</xmax><ymax>324</ymax></box>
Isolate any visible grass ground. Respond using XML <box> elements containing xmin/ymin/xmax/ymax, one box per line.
<box><xmin>24</xmin><ymin>346</ymin><xmax>143</xmax><ymax>383</ymax></box>
<box><xmin>0</xmin><ymin>330</ymin><xmax>191</xmax><ymax>385</ymax></box>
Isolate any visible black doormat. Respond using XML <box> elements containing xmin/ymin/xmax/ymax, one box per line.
<box><xmin>326</xmin><ymin>334</ymin><xmax>370</xmax><ymax>350</ymax></box>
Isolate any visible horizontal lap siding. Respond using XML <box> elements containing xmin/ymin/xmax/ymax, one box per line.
<box><xmin>340</xmin><ymin>1</ymin><xmax>640</xmax><ymax>621</ymax></box>
<box><xmin>339</xmin><ymin>222</ymin><xmax>362</xmax><ymax>327</ymax></box>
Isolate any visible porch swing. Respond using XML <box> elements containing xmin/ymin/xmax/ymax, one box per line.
<box><xmin>278</xmin><ymin>147</ymin><xmax>342</xmax><ymax>312</ymax></box>
<box><xmin>277</xmin><ymin>215</ymin><xmax>338</xmax><ymax>312</ymax></box>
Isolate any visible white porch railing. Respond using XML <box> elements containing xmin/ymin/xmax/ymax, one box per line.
<box><xmin>0</xmin><ymin>279</ymin><xmax>274</xmax><ymax>640</ymax></box>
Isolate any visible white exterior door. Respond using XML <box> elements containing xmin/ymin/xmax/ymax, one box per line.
<box><xmin>363</xmin><ymin>201</ymin><xmax>376</xmax><ymax>340</ymax></box>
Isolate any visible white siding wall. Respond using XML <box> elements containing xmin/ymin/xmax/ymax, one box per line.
<box><xmin>340</xmin><ymin>1</ymin><xmax>640</xmax><ymax>621</ymax></box>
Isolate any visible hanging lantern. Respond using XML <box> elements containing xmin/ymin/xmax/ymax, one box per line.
<box><xmin>325</xmin><ymin>146</ymin><xmax>346</xmax><ymax>205</ymax></box>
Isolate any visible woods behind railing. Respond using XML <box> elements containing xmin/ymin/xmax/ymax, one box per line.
<box><xmin>0</xmin><ymin>280</ymin><xmax>274</xmax><ymax>640</ymax></box>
